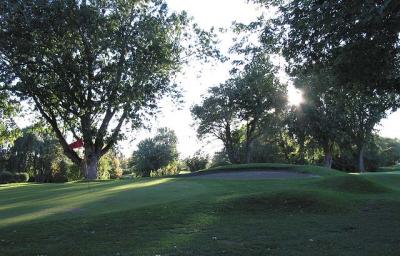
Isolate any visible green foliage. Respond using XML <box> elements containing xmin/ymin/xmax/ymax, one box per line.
<box><xmin>150</xmin><ymin>161</ymin><xmax>180</xmax><ymax>177</ymax></box>
<box><xmin>184</xmin><ymin>151</ymin><xmax>209</xmax><ymax>172</ymax></box>
<box><xmin>130</xmin><ymin>128</ymin><xmax>178</xmax><ymax>177</ymax></box>
<box><xmin>210</xmin><ymin>151</ymin><xmax>231</xmax><ymax>168</ymax></box>
<box><xmin>193</xmin><ymin>54</ymin><xmax>287</xmax><ymax>164</ymax></box>
<box><xmin>14</xmin><ymin>172</ymin><xmax>29</xmax><ymax>183</ymax></box>
<box><xmin>0</xmin><ymin>0</ymin><xmax>220</xmax><ymax>179</ymax></box>
<box><xmin>0</xmin><ymin>171</ymin><xmax>13</xmax><ymax>183</ymax></box>
<box><xmin>266</xmin><ymin>0</ymin><xmax>400</xmax><ymax>92</ymax></box>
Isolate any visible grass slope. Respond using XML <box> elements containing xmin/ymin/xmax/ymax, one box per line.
<box><xmin>1</xmin><ymin>164</ymin><xmax>400</xmax><ymax>256</ymax></box>
<box><xmin>184</xmin><ymin>163</ymin><xmax>344</xmax><ymax>177</ymax></box>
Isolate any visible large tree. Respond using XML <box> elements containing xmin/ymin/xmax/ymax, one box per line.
<box><xmin>232</xmin><ymin>54</ymin><xmax>287</xmax><ymax>163</ymax></box>
<box><xmin>259</xmin><ymin>0</ymin><xmax>400</xmax><ymax>92</ymax></box>
<box><xmin>191</xmin><ymin>81</ymin><xmax>241</xmax><ymax>164</ymax></box>
<box><xmin>192</xmin><ymin>54</ymin><xmax>286</xmax><ymax>163</ymax></box>
<box><xmin>0</xmin><ymin>0</ymin><xmax>218</xmax><ymax>179</ymax></box>
<box><xmin>339</xmin><ymin>88</ymin><xmax>398</xmax><ymax>173</ymax></box>
<box><xmin>293</xmin><ymin>68</ymin><xmax>347</xmax><ymax>168</ymax></box>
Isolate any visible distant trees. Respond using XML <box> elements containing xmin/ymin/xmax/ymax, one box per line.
<box><xmin>0</xmin><ymin>0</ymin><xmax>219</xmax><ymax>179</ymax></box>
<box><xmin>130</xmin><ymin>128</ymin><xmax>179</xmax><ymax>177</ymax></box>
<box><xmin>1</xmin><ymin>123</ymin><xmax>125</xmax><ymax>182</ymax></box>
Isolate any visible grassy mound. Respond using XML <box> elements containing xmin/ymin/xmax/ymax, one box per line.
<box><xmin>220</xmin><ymin>189</ymin><xmax>348</xmax><ymax>214</ymax></box>
<box><xmin>198</xmin><ymin>163</ymin><xmax>343</xmax><ymax>177</ymax></box>
<box><xmin>314</xmin><ymin>175</ymin><xmax>392</xmax><ymax>194</ymax></box>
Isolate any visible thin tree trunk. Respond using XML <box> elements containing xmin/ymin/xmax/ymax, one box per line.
<box><xmin>245</xmin><ymin>140</ymin><xmax>253</xmax><ymax>164</ymax></box>
<box><xmin>358</xmin><ymin>144</ymin><xmax>365</xmax><ymax>173</ymax></box>
<box><xmin>323</xmin><ymin>145</ymin><xmax>333</xmax><ymax>168</ymax></box>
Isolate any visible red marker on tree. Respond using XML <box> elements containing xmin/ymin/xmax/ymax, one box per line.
<box><xmin>69</xmin><ymin>139</ymin><xmax>84</xmax><ymax>149</ymax></box>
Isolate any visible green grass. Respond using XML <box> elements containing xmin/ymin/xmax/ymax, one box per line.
<box><xmin>371</xmin><ymin>165</ymin><xmax>400</xmax><ymax>174</ymax></box>
<box><xmin>189</xmin><ymin>163</ymin><xmax>344</xmax><ymax>177</ymax></box>
<box><xmin>1</xmin><ymin>164</ymin><xmax>400</xmax><ymax>255</ymax></box>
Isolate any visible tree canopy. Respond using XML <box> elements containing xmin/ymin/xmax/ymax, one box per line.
<box><xmin>0</xmin><ymin>0</ymin><xmax>218</xmax><ymax>179</ymax></box>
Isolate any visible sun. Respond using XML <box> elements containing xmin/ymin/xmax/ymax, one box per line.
<box><xmin>288</xmin><ymin>85</ymin><xmax>304</xmax><ymax>106</ymax></box>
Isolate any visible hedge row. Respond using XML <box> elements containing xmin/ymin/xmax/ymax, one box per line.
<box><xmin>0</xmin><ymin>171</ymin><xmax>29</xmax><ymax>184</ymax></box>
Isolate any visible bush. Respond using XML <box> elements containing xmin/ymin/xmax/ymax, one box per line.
<box><xmin>110</xmin><ymin>158</ymin><xmax>123</xmax><ymax>179</ymax></box>
<box><xmin>131</xmin><ymin>128</ymin><xmax>179</xmax><ymax>177</ymax></box>
<box><xmin>0</xmin><ymin>171</ymin><xmax>14</xmax><ymax>183</ymax></box>
<box><xmin>210</xmin><ymin>151</ymin><xmax>231</xmax><ymax>168</ymax></box>
<box><xmin>185</xmin><ymin>151</ymin><xmax>209</xmax><ymax>172</ymax></box>
<box><xmin>52</xmin><ymin>172</ymin><xmax>68</xmax><ymax>183</ymax></box>
<box><xmin>151</xmin><ymin>162</ymin><xmax>180</xmax><ymax>177</ymax></box>
<box><xmin>122</xmin><ymin>169</ymin><xmax>132</xmax><ymax>175</ymax></box>
<box><xmin>15</xmin><ymin>172</ymin><xmax>29</xmax><ymax>182</ymax></box>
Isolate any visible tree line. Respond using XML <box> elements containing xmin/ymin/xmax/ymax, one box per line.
<box><xmin>0</xmin><ymin>0</ymin><xmax>399</xmax><ymax>180</ymax></box>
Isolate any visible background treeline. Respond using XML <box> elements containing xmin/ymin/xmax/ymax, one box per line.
<box><xmin>1</xmin><ymin>121</ymin><xmax>398</xmax><ymax>184</ymax></box>
<box><xmin>0</xmin><ymin>124</ymin><xmax>126</xmax><ymax>183</ymax></box>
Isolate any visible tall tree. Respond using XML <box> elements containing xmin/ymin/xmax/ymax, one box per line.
<box><xmin>191</xmin><ymin>81</ymin><xmax>241</xmax><ymax>164</ymax></box>
<box><xmin>233</xmin><ymin>54</ymin><xmax>287</xmax><ymax>163</ymax></box>
<box><xmin>192</xmin><ymin>54</ymin><xmax>286</xmax><ymax>163</ymax></box>
<box><xmin>293</xmin><ymin>68</ymin><xmax>346</xmax><ymax>168</ymax></box>
<box><xmin>340</xmin><ymin>88</ymin><xmax>398</xmax><ymax>173</ymax></box>
<box><xmin>260</xmin><ymin>0</ymin><xmax>400</xmax><ymax>92</ymax></box>
<box><xmin>0</xmin><ymin>0</ymin><xmax>218</xmax><ymax>179</ymax></box>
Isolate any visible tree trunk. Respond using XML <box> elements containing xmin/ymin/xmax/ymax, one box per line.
<box><xmin>84</xmin><ymin>154</ymin><xmax>99</xmax><ymax>180</ymax></box>
<box><xmin>245</xmin><ymin>140</ymin><xmax>253</xmax><ymax>164</ymax></box>
<box><xmin>323</xmin><ymin>145</ymin><xmax>333</xmax><ymax>168</ymax></box>
<box><xmin>358</xmin><ymin>144</ymin><xmax>365</xmax><ymax>173</ymax></box>
<box><xmin>225</xmin><ymin>143</ymin><xmax>236</xmax><ymax>164</ymax></box>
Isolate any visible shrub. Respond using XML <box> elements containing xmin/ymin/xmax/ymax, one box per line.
<box><xmin>15</xmin><ymin>172</ymin><xmax>29</xmax><ymax>182</ymax></box>
<box><xmin>122</xmin><ymin>169</ymin><xmax>132</xmax><ymax>175</ymax></box>
<box><xmin>131</xmin><ymin>128</ymin><xmax>179</xmax><ymax>177</ymax></box>
<box><xmin>185</xmin><ymin>151</ymin><xmax>209</xmax><ymax>172</ymax></box>
<box><xmin>52</xmin><ymin>172</ymin><xmax>69</xmax><ymax>183</ymax></box>
<box><xmin>210</xmin><ymin>151</ymin><xmax>231</xmax><ymax>168</ymax></box>
<box><xmin>110</xmin><ymin>158</ymin><xmax>123</xmax><ymax>179</ymax></box>
<box><xmin>151</xmin><ymin>162</ymin><xmax>180</xmax><ymax>177</ymax></box>
<box><xmin>0</xmin><ymin>171</ymin><xmax>14</xmax><ymax>183</ymax></box>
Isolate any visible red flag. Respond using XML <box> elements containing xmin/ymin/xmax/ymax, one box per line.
<box><xmin>69</xmin><ymin>139</ymin><xmax>84</xmax><ymax>149</ymax></box>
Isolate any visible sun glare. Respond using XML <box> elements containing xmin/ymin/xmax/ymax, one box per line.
<box><xmin>288</xmin><ymin>85</ymin><xmax>304</xmax><ymax>106</ymax></box>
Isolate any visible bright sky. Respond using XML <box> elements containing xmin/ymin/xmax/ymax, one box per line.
<box><xmin>14</xmin><ymin>0</ymin><xmax>400</xmax><ymax>158</ymax></box>
<box><xmin>118</xmin><ymin>0</ymin><xmax>399</xmax><ymax>158</ymax></box>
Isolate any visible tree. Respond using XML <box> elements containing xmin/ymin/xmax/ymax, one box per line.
<box><xmin>130</xmin><ymin>127</ymin><xmax>178</xmax><ymax>177</ymax></box>
<box><xmin>7</xmin><ymin>125</ymin><xmax>67</xmax><ymax>182</ymax></box>
<box><xmin>192</xmin><ymin>53</ymin><xmax>286</xmax><ymax>163</ymax></box>
<box><xmin>292</xmin><ymin>68</ymin><xmax>347</xmax><ymax>168</ymax></box>
<box><xmin>0</xmin><ymin>92</ymin><xmax>20</xmax><ymax>147</ymax></box>
<box><xmin>0</xmin><ymin>0</ymin><xmax>219</xmax><ymax>179</ymax></box>
<box><xmin>339</xmin><ymin>88</ymin><xmax>398</xmax><ymax>173</ymax></box>
<box><xmin>233</xmin><ymin>54</ymin><xmax>287</xmax><ymax>163</ymax></box>
<box><xmin>259</xmin><ymin>0</ymin><xmax>400</xmax><ymax>92</ymax></box>
<box><xmin>191</xmin><ymin>81</ymin><xmax>240</xmax><ymax>163</ymax></box>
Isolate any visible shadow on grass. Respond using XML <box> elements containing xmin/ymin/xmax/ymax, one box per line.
<box><xmin>0</xmin><ymin>178</ymin><xmax>178</xmax><ymax>228</ymax></box>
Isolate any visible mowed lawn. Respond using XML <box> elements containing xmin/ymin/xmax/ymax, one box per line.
<box><xmin>1</xmin><ymin>165</ymin><xmax>400</xmax><ymax>256</ymax></box>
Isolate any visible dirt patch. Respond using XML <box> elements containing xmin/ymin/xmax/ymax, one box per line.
<box><xmin>188</xmin><ymin>170</ymin><xmax>317</xmax><ymax>180</ymax></box>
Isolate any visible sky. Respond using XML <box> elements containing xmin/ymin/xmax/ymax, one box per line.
<box><xmin>14</xmin><ymin>0</ymin><xmax>400</xmax><ymax>158</ymax></box>
<box><xmin>116</xmin><ymin>0</ymin><xmax>400</xmax><ymax>158</ymax></box>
